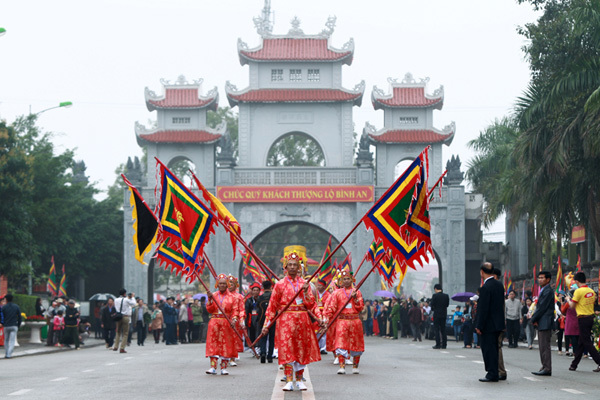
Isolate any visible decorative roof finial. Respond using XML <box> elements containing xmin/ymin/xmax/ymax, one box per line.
<box><xmin>253</xmin><ymin>0</ymin><xmax>274</xmax><ymax>36</ymax></box>
<box><xmin>288</xmin><ymin>16</ymin><xmax>304</xmax><ymax>36</ymax></box>
<box><xmin>320</xmin><ymin>16</ymin><xmax>337</xmax><ymax>37</ymax></box>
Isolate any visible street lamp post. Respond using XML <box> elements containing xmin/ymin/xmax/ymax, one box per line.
<box><xmin>30</xmin><ymin>101</ymin><xmax>73</xmax><ymax>116</ymax></box>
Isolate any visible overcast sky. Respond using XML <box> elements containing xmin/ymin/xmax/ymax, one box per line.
<box><xmin>1</xmin><ymin>0</ymin><xmax>539</xmax><ymax>238</ymax></box>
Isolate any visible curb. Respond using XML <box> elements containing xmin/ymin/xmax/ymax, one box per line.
<box><xmin>9</xmin><ymin>341</ymin><xmax>106</xmax><ymax>359</ymax></box>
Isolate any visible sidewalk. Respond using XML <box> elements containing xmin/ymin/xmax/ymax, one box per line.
<box><xmin>2</xmin><ymin>337</ymin><xmax>105</xmax><ymax>358</ymax></box>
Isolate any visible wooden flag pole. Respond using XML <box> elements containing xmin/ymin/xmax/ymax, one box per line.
<box><xmin>317</xmin><ymin>251</ymin><xmax>386</xmax><ymax>341</ymax></box>
<box><xmin>351</xmin><ymin>252</ymin><xmax>370</xmax><ymax>279</ymax></box>
<box><xmin>427</xmin><ymin>170</ymin><xmax>447</xmax><ymax>198</ymax></box>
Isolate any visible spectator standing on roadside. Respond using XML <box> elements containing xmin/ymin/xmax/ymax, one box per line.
<box><xmin>462</xmin><ymin>301</ymin><xmax>473</xmax><ymax>348</ymax></box>
<box><xmin>53</xmin><ymin>310</ymin><xmax>65</xmax><ymax>346</ymax></box>
<box><xmin>191</xmin><ymin>299</ymin><xmax>203</xmax><ymax>343</ymax></box>
<box><xmin>113</xmin><ymin>289</ymin><xmax>137</xmax><ymax>353</ymax></box>
<box><xmin>132</xmin><ymin>298</ymin><xmax>150</xmax><ymax>346</ymax></box>
<box><xmin>178</xmin><ymin>298</ymin><xmax>189</xmax><ymax>344</ymax></box>
<box><xmin>408</xmin><ymin>300</ymin><xmax>422</xmax><ymax>341</ymax></box>
<box><xmin>561</xmin><ymin>290</ymin><xmax>579</xmax><ymax>356</ymax></box>
<box><xmin>430</xmin><ymin>284</ymin><xmax>449</xmax><ymax>349</ymax></box>
<box><xmin>1</xmin><ymin>295</ymin><xmax>21</xmax><ymax>359</ymax></box>
<box><xmin>101</xmin><ymin>298</ymin><xmax>116</xmax><ymax>348</ymax></box>
<box><xmin>451</xmin><ymin>306</ymin><xmax>463</xmax><ymax>342</ymax></box>
<box><xmin>389</xmin><ymin>299</ymin><xmax>400</xmax><ymax>340</ymax></box>
<box><xmin>568</xmin><ymin>272</ymin><xmax>600</xmax><ymax>372</ymax></box>
<box><xmin>530</xmin><ymin>270</ymin><xmax>554</xmax><ymax>376</ymax></box>
<box><xmin>505</xmin><ymin>290</ymin><xmax>522</xmax><ymax>348</ymax></box>
<box><xmin>45</xmin><ymin>300</ymin><xmax>58</xmax><ymax>346</ymax></box>
<box><xmin>400</xmin><ymin>300</ymin><xmax>410</xmax><ymax>338</ymax></box>
<box><xmin>200</xmin><ymin>297</ymin><xmax>209</xmax><ymax>343</ymax></box>
<box><xmin>150</xmin><ymin>302</ymin><xmax>164</xmax><ymax>344</ymax></box>
<box><xmin>61</xmin><ymin>300</ymin><xmax>80</xmax><ymax>349</ymax></box>
<box><xmin>163</xmin><ymin>297</ymin><xmax>178</xmax><ymax>345</ymax></box>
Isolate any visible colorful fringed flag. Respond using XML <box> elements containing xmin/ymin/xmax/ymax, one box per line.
<box><xmin>363</xmin><ymin>148</ymin><xmax>432</xmax><ymax>270</ymax></box>
<box><xmin>506</xmin><ymin>271</ymin><xmax>513</xmax><ymax>296</ymax></box>
<box><xmin>156</xmin><ymin>237</ymin><xmax>185</xmax><ymax>276</ymax></box>
<box><xmin>531</xmin><ymin>265</ymin><xmax>538</xmax><ymax>298</ymax></box>
<box><xmin>58</xmin><ymin>264</ymin><xmax>67</xmax><ymax>297</ymax></box>
<box><xmin>122</xmin><ymin>174</ymin><xmax>159</xmax><ymax>265</ymax></box>
<box><xmin>157</xmin><ymin>162</ymin><xmax>216</xmax><ymax>271</ymax></box>
<box><xmin>240</xmin><ymin>249</ymin><xmax>265</xmax><ymax>283</ymax></box>
<box><xmin>576</xmin><ymin>254</ymin><xmax>581</xmax><ymax>272</ymax></box>
<box><xmin>368</xmin><ymin>240</ymin><xmax>384</xmax><ymax>265</ymax></box>
<box><xmin>503</xmin><ymin>271</ymin><xmax>507</xmax><ymax>292</ymax></box>
<box><xmin>192</xmin><ymin>173</ymin><xmax>241</xmax><ymax>259</ymax></box>
<box><xmin>339</xmin><ymin>253</ymin><xmax>352</xmax><ymax>273</ymax></box>
<box><xmin>555</xmin><ymin>256</ymin><xmax>564</xmax><ymax>300</ymax></box>
<box><xmin>317</xmin><ymin>236</ymin><xmax>334</xmax><ymax>284</ymax></box>
<box><xmin>376</xmin><ymin>250</ymin><xmax>397</xmax><ymax>286</ymax></box>
<box><xmin>47</xmin><ymin>256</ymin><xmax>58</xmax><ymax>297</ymax></box>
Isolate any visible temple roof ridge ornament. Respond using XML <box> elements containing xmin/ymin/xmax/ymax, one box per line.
<box><xmin>145</xmin><ymin>76</ymin><xmax>218</xmax><ymax>111</ymax></box>
<box><xmin>367</xmin><ymin>123</ymin><xmax>455</xmax><ymax>146</ymax></box>
<box><xmin>371</xmin><ymin>72</ymin><xmax>444</xmax><ymax>110</ymax></box>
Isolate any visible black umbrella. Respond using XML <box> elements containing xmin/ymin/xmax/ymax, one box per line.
<box><xmin>88</xmin><ymin>293</ymin><xmax>116</xmax><ymax>301</ymax></box>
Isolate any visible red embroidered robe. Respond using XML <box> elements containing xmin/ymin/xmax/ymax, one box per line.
<box><xmin>230</xmin><ymin>291</ymin><xmax>246</xmax><ymax>352</ymax></box>
<box><xmin>324</xmin><ymin>288</ymin><xmax>365</xmax><ymax>352</ymax></box>
<box><xmin>264</xmin><ymin>276</ymin><xmax>322</xmax><ymax>365</ymax></box>
<box><xmin>205</xmin><ymin>290</ymin><xmax>240</xmax><ymax>358</ymax></box>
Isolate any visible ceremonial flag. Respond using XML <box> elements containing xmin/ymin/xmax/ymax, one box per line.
<box><xmin>555</xmin><ymin>256</ymin><xmax>564</xmax><ymax>300</ymax></box>
<box><xmin>157</xmin><ymin>162</ymin><xmax>216</xmax><ymax>270</ymax></box>
<box><xmin>521</xmin><ymin>281</ymin><xmax>525</xmax><ymax>301</ymax></box>
<box><xmin>363</xmin><ymin>148</ymin><xmax>431</xmax><ymax>270</ymax></box>
<box><xmin>317</xmin><ymin>236</ymin><xmax>334</xmax><ymax>284</ymax></box>
<box><xmin>192</xmin><ymin>173</ymin><xmax>241</xmax><ymax>259</ymax></box>
<box><xmin>532</xmin><ymin>264</ymin><xmax>538</xmax><ymax>297</ymax></box>
<box><xmin>376</xmin><ymin>250</ymin><xmax>397</xmax><ymax>286</ymax></box>
<box><xmin>506</xmin><ymin>271</ymin><xmax>513</xmax><ymax>295</ymax></box>
<box><xmin>122</xmin><ymin>174</ymin><xmax>159</xmax><ymax>265</ymax></box>
<box><xmin>156</xmin><ymin>237</ymin><xmax>185</xmax><ymax>276</ymax></box>
<box><xmin>339</xmin><ymin>253</ymin><xmax>352</xmax><ymax>273</ymax></box>
<box><xmin>47</xmin><ymin>256</ymin><xmax>57</xmax><ymax>297</ymax></box>
<box><xmin>240</xmin><ymin>249</ymin><xmax>265</xmax><ymax>283</ymax></box>
<box><xmin>576</xmin><ymin>254</ymin><xmax>581</xmax><ymax>272</ymax></box>
<box><xmin>58</xmin><ymin>264</ymin><xmax>67</xmax><ymax>297</ymax></box>
<box><xmin>368</xmin><ymin>240</ymin><xmax>384</xmax><ymax>265</ymax></box>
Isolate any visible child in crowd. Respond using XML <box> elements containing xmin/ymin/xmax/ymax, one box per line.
<box><xmin>53</xmin><ymin>310</ymin><xmax>65</xmax><ymax>347</ymax></box>
<box><xmin>451</xmin><ymin>306</ymin><xmax>463</xmax><ymax>342</ymax></box>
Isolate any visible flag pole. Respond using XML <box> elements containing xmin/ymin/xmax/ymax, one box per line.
<box><xmin>317</xmin><ymin>251</ymin><xmax>387</xmax><ymax>341</ymax></box>
<box><xmin>427</xmin><ymin>170</ymin><xmax>447</xmax><ymax>198</ymax></box>
<box><xmin>351</xmin><ymin>251</ymin><xmax>369</xmax><ymax>279</ymax></box>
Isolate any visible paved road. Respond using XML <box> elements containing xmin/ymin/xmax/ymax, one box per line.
<box><xmin>2</xmin><ymin>336</ymin><xmax>599</xmax><ymax>399</ymax></box>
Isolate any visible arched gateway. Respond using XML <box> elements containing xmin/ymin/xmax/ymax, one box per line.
<box><xmin>123</xmin><ymin>10</ymin><xmax>483</xmax><ymax>302</ymax></box>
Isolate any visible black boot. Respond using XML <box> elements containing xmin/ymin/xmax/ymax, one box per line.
<box><xmin>260</xmin><ymin>355</ymin><xmax>266</xmax><ymax>363</ymax></box>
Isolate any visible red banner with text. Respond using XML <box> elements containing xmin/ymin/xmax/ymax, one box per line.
<box><xmin>217</xmin><ymin>186</ymin><xmax>374</xmax><ymax>203</ymax></box>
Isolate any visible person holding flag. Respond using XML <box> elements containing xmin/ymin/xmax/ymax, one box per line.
<box><xmin>314</xmin><ymin>278</ymin><xmax>331</xmax><ymax>354</ymax></box>
<box><xmin>323</xmin><ymin>269</ymin><xmax>365</xmax><ymax>375</ymax></box>
<box><xmin>227</xmin><ymin>275</ymin><xmax>246</xmax><ymax>366</ymax></box>
<box><xmin>205</xmin><ymin>274</ymin><xmax>240</xmax><ymax>375</ymax></box>
<box><xmin>261</xmin><ymin>251</ymin><xmax>321</xmax><ymax>391</ymax></box>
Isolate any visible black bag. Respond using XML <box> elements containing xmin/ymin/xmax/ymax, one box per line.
<box><xmin>111</xmin><ymin>297</ymin><xmax>125</xmax><ymax>322</ymax></box>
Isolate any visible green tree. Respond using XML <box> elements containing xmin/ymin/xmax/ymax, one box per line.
<box><xmin>0</xmin><ymin>120</ymin><xmax>34</xmax><ymax>276</ymax></box>
<box><xmin>266</xmin><ymin>133</ymin><xmax>325</xmax><ymax>167</ymax></box>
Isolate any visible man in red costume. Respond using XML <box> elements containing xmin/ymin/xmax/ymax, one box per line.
<box><xmin>262</xmin><ymin>251</ymin><xmax>321</xmax><ymax>391</ymax></box>
<box><xmin>323</xmin><ymin>269</ymin><xmax>365</xmax><ymax>374</ymax></box>
<box><xmin>205</xmin><ymin>274</ymin><xmax>240</xmax><ymax>375</ymax></box>
<box><xmin>227</xmin><ymin>275</ymin><xmax>246</xmax><ymax>366</ymax></box>
<box><xmin>314</xmin><ymin>279</ymin><xmax>330</xmax><ymax>355</ymax></box>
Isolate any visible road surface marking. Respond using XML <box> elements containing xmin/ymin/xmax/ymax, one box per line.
<box><xmin>455</xmin><ymin>355</ymin><xmax>466</xmax><ymax>358</ymax></box>
<box><xmin>51</xmin><ymin>377</ymin><xmax>68</xmax><ymax>382</ymax></box>
<box><xmin>302</xmin><ymin>367</ymin><xmax>316</xmax><ymax>400</ymax></box>
<box><xmin>561</xmin><ymin>389</ymin><xmax>585</xmax><ymax>395</ymax></box>
<box><xmin>440</xmin><ymin>351</ymin><xmax>449</xmax><ymax>354</ymax></box>
<box><xmin>82</xmin><ymin>369</ymin><xmax>94</xmax><ymax>373</ymax></box>
<box><xmin>8</xmin><ymin>389</ymin><xmax>32</xmax><ymax>396</ymax></box>
<box><xmin>524</xmin><ymin>377</ymin><xmax>541</xmax><ymax>382</ymax></box>
<box><xmin>105</xmin><ymin>362</ymin><xmax>117</xmax><ymax>366</ymax></box>
<box><xmin>124</xmin><ymin>356</ymin><xmax>133</xmax><ymax>360</ymax></box>
<box><xmin>270</xmin><ymin>365</ymin><xmax>285</xmax><ymax>400</ymax></box>
<box><xmin>472</xmin><ymin>360</ymin><xmax>484</xmax><ymax>364</ymax></box>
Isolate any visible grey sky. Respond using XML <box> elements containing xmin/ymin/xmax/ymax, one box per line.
<box><xmin>1</xmin><ymin>0</ymin><xmax>538</xmax><ymax>225</ymax></box>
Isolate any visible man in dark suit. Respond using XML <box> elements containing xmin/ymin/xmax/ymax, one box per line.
<box><xmin>475</xmin><ymin>263</ymin><xmax>506</xmax><ymax>382</ymax></box>
<box><xmin>530</xmin><ymin>270</ymin><xmax>554</xmax><ymax>376</ymax></box>
<box><xmin>430</xmin><ymin>283</ymin><xmax>449</xmax><ymax>349</ymax></box>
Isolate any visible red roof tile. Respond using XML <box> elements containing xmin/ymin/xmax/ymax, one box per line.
<box><xmin>240</xmin><ymin>38</ymin><xmax>352</xmax><ymax>64</ymax></box>
<box><xmin>369</xmin><ymin>129</ymin><xmax>453</xmax><ymax>144</ymax></box>
<box><xmin>147</xmin><ymin>88</ymin><xmax>217</xmax><ymax>110</ymax></box>
<box><xmin>227</xmin><ymin>89</ymin><xmax>362</xmax><ymax>105</ymax></box>
<box><xmin>138</xmin><ymin>129</ymin><xmax>221</xmax><ymax>144</ymax></box>
<box><xmin>372</xmin><ymin>87</ymin><xmax>442</xmax><ymax>109</ymax></box>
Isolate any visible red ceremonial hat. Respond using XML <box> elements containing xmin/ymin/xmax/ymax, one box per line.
<box><xmin>249</xmin><ymin>282</ymin><xmax>261</xmax><ymax>291</ymax></box>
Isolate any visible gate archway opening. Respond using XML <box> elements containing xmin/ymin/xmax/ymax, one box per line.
<box><xmin>239</xmin><ymin>221</ymin><xmax>348</xmax><ymax>285</ymax></box>
<box><xmin>397</xmin><ymin>250</ymin><xmax>441</xmax><ymax>300</ymax></box>
<box><xmin>167</xmin><ymin>156</ymin><xmax>196</xmax><ymax>186</ymax></box>
<box><xmin>266</xmin><ymin>132</ymin><xmax>326</xmax><ymax>167</ymax></box>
